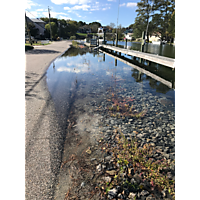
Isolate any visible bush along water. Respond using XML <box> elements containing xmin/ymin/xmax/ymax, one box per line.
<box><xmin>98</xmin><ymin>129</ymin><xmax>175</xmax><ymax>200</ymax></box>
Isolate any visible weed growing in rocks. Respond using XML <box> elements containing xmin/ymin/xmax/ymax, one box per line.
<box><xmin>107</xmin><ymin>94</ymin><xmax>147</xmax><ymax>119</ymax></box>
<box><xmin>99</xmin><ymin>130</ymin><xmax>175</xmax><ymax>199</ymax></box>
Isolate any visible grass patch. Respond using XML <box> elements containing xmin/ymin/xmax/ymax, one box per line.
<box><xmin>25</xmin><ymin>41</ymin><xmax>51</xmax><ymax>46</ymax></box>
<box><xmin>100</xmin><ymin>131</ymin><xmax>175</xmax><ymax>199</ymax></box>
<box><xmin>76</xmin><ymin>33</ymin><xmax>87</xmax><ymax>37</ymax></box>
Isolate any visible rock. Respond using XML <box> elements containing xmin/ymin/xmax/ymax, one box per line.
<box><xmin>102</xmin><ymin>176</ymin><xmax>111</xmax><ymax>183</ymax></box>
<box><xmin>108</xmin><ymin>188</ymin><xmax>118</xmax><ymax>199</ymax></box>
<box><xmin>146</xmin><ymin>195</ymin><xmax>156</xmax><ymax>200</ymax></box>
<box><xmin>96</xmin><ymin>164</ymin><xmax>101</xmax><ymax>172</ymax></box>
<box><xmin>80</xmin><ymin>182</ymin><xmax>85</xmax><ymax>187</ymax></box>
<box><xmin>106</xmin><ymin>170</ymin><xmax>117</xmax><ymax>176</ymax></box>
<box><xmin>128</xmin><ymin>192</ymin><xmax>136</xmax><ymax>199</ymax></box>
<box><xmin>140</xmin><ymin>190</ymin><xmax>149</xmax><ymax>196</ymax></box>
<box><xmin>105</xmin><ymin>155</ymin><xmax>112</xmax><ymax>162</ymax></box>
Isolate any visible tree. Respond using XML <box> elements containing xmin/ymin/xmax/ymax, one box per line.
<box><xmin>132</xmin><ymin>0</ymin><xmax>175</xmax><ymax>41</ymax></box>
<box><xmin>45</xmin><ymin>22</ymin><xmax>58</xmax><ymax>39</ymax></box>
<box><xmin>134</xmin><ymin>0</ymin><xmax>155</xmax><ymax>41</ymax></box>
<box><xmin>109</xmin><ymin>22</ymin><xmax>116</xmax><ymax>29</ymax></box>
<box><xmin>152</xmin><ymin>0</ymin><xmax>175</xmax><ymax>41</ymax></box>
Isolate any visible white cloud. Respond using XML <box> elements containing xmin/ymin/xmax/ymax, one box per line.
<box><xmin>26</xmin><ymin>11</ymin><xmax>40</xmax><ymax>18</ymax></box>
<box><xmin>64</xmin><ymin>7</ymin><xmax>71</xmax><ymax>10</ymax></box>
<box><xmin>127</xmin><ymin>2</ymin><xmax>137</xmax><ymax>7</ymax></box>
<box><xmin>120</xmin><ymin>3</ymin><xmax>126</xmax><ymax>7</ymax></box>
<box><xmin>107</xmin><ymin>0</ymin><xmax>116</xmax><ymax>2</ymax></box>
<box><xmin>36</xmin><ymin>9</ymin><xmax>44</xmax><ymax>11</ymax></box>
<box><xmin>64</xmin><ymin>4</ymin><xmax>90</xmax><ymax>11</ymax></box>
<box><xmin>72</xmin><ymin>4</ymin><xmax>90</xmax><ymax>11</ymax></box>
<box><xmin>26</xmin><ymin>0</ymin><xmax>40</xmax><ymax>9</ymax></box>
<box><xmin>51</xmin><ymin>0</ymin><xmax>91</xmax><ymax>5</ymax></box>
<box><xmin>42</xmin><ymin>11</ymin><xmax>68</xmax><ymax>18</ymax></box>
<box><xmin>102</xmin><ymin>7</ymin><xmax>110</xmax><ymax>11</ymax></box>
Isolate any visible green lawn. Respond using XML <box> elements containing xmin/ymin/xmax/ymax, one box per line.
<box><xmin>76</xmin><ymin>33</ymin><xmax>87</xmax><ymax>37</ymax></box>
<box><xmin>25</xmin><ymin>41</ymin><xmax>51</xmax><ymax>46</ymax></box>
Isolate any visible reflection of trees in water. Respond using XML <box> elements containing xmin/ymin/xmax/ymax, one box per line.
<box><xmin>131</xmin><ymin>68</ymin><xmax>171</xmax><ymax>94</ymax></box>
<box><xmin>61</xmin><ymin>47</ymin><xmax>89</xmax><ymax>57</ymax></box>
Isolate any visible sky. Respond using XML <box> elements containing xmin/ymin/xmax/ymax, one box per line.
<box><xmin>25</xmin><ymin>0</ymin><xmax>140</xmax><ymax>27</ymax></box>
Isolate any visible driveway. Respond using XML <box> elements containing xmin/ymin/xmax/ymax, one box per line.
<box><xmin>25</xmin><ymin>40</ymin><xmax>72</xmax><ymax>200</ymax></box>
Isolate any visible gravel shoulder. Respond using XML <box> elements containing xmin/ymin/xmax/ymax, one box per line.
<box><xmin>25</xmin><ymin>40</ymin><xmax>72</xmax><ymax>200</ymax></box>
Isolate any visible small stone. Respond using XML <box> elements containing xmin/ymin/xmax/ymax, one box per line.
<box><xmin>108</xmin><ymin>188</ymin><xmax>118</xmax><ymax>198</ymax></box>
<box><xmin>105</xmin><ymin>156</ymin><xmax>112</xmax><ymax>162</ymax></box>
<box><xmin>102</xmin><ymin>176</ymin><xmax>111</xmax><ymax>183</ymax></box>
<box><xmin>128</xmin><ymin>192</ymin><xmax>136</xmax><ymax>199</ymax></box>
<box><xmin>140</xmin><ymin>190</ymin><xmax>149</xmax><ymax>196</ymax></box>
<box><xmin>81</xmin><ymin>182</ymin><xmax>85</xmax><ymax>187</ymax></box>
<box><xmin>106</xmin><ymin>170</ymin><xmax>117</xmax><ymax>175</ymax></box>
<box><xmin>96</xmin><ymin>164</ymin><xmax>101</xmax><ymax>172</ymax></box>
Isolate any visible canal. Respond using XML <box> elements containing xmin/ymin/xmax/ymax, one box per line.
<box><xmin>46</xmin><ymin>45</ymin><xmax>175</xmax><ymax>199</ymax></box>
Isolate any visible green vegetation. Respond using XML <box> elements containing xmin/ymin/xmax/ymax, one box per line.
<box><xmin>76</xmin><ymin>33</ymin><xmax>87</xmax><ymax>37</ymax></box>
<box><xmin>25</xmin><ymin>41</ymin><xmax>50</xmax><ymax>46</ymax></box>
<box><xmin>70</xmin><ymin>36</ymin><xmax>76</xmax><ymax>40</ymax></box>
<box><xmin>100</xmin><ymin>131</ymin><xmax>175</xmax><ymax>199</ymax></box>
<box><xmin>132</xmin><ymin>0</ymin><xmax>175</xmax><ymax>42</ymax></box>
<box><xmin>71</xmin><ymin>40</ymin><xmax>78</xmax><ymax>48</ymax></box>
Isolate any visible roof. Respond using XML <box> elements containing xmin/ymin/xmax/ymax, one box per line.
<box><xmin>30</xmin><ymin>18</ymin><xmax>45</xmax><ymax>23</ymax></box>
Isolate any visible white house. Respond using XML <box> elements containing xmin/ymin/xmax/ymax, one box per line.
<box><xmin>124</xmin><ymin>33</ymin><xmax>132</xmax><ymax>40</ymax></box>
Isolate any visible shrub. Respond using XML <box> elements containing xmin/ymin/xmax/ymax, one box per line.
<box><xmin>70</xmin><ymin>36</ymin><xmax>76</xmax><ymax>40</ymax></box>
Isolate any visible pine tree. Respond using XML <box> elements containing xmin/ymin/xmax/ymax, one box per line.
<box><xmin>133</xmin><ymin>0</ymin><xmax>155</xmax><ymax>41</ymax></box>
<box><xmin>133</xmin><ymin>0</ymin><xmax>175</xmax><ymax>41</ymax></box>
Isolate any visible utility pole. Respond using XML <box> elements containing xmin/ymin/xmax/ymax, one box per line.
<box><xmin>48</xmin><ymin>6</ymin><xmax>52</xmax><ymax>41</ymax></box>
<box><xmin>25</xmin><ymin>12</ymin><xmax>32</xmax><ymax>45</ymax></box>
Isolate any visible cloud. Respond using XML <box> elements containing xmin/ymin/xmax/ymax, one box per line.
<box><xmin>36</xmin><ymin>9</ymin><xmax>44</xmax><ymax>11</ymax></box>
<box><xmin>72</xmin><ymin>4</ymin><xmax>91</xmax><ymax>11</ymax></box>
<box><xmin>51</xmin><ymin>0</ymin><xmax>90</xmax><ymax>5</ymax></box>
<box><xmin>127</xmin><ymin>2</ymin><xmax>137</xmax><ymax>7</ymax></box>
<box><xmin>64</xmin><ymin>7</ymin><xmax>70</xmax><ymax>10</ymax></box>
<box><xmin>26</xmin><ymin>0</ymin><xmax>40</xmax><ymax>9</ymax></box>
<box><xmin>107</xmin><ymin>0</ymin><xmax>116</xmax><ymax>2</ymax></box>
<box><xmin>120</xmin><ymin>3</ymin><xmax>126</xmax><ymax>7</ymax></box>
<box><xmin>42</xmin><ymin>11</ymin><xmax>68</xmax><ymax>18</ymax></box>
<box><xmin>102</xmin><ymin>7</ymin><xmax>111</xmax><ymax>11</ymax></box>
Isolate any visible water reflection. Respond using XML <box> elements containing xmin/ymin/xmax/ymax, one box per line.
<box><xmin>47</xmin><ymin>47</ymin><xmax>175</xmax><ymax>111</ymax></box>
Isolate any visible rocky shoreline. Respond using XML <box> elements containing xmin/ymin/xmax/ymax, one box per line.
<box><xmin>57</xmin><ymin>79</ymin><xmax>175</xmax><ymax>200</ymax></box>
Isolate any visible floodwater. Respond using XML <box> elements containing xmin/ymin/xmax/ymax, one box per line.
<box><xmin>107</xmin><ymin>41</ymin><xmax>175</xmax><ymax>59</ymax></box>
<box><xmin>46</xmin><ymin>46</ymin><xmax>175</xmax><ymax>123</ymax></box>
<box><xmin>46</xmin><ymin>46</ymin><xmax>175</xmax><ymax>199</ymax></box>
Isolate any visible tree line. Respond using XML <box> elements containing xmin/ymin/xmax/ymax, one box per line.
<box><xmin>132</xmin><ymin>0</ymin><xmax>175</xmax><ymax>42</ymax></box>
<box><xmin>26</xmin><ymin>0</ymin><xmax>175</xmax><ymax>42</ymax></box>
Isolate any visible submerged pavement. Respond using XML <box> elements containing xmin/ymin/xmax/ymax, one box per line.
<box><xmin>25</xmin><ymin>41</ymin><xmax>72</xmax><ymax>200</ymax></box>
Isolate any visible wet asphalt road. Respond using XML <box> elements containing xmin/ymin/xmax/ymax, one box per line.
<box><xmin>25</xmin><ymin>41</ymin><xmax>71</xmax><ymax>200</ymax></box>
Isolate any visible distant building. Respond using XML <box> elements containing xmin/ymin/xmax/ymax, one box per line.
<box><xmin>26</xmin><ymin>17</ymin><xmax>46</xmax><ymax>38</ymax></box>
<box><xmin>149</xmin><ymin>32</ymin><xmax>161</xmax><ymax>42</ymax></box>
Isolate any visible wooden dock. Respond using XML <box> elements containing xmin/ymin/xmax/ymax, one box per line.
<box><xmin>99</xmin><ymin>49</ymin><xmax>174</xmax><ymax>89</ymax></box>
<box><xmin>101</xmin><ymin>45</ymin><xmax>175</xmax><ymax>69</ymax></box>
